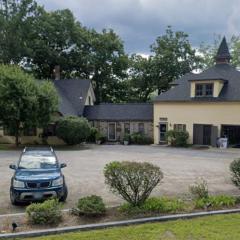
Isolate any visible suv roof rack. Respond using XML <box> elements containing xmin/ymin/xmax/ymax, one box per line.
<box><xmin>23</xmin><ymin>146</ymin><xmax>54</xmax><ymax>152</ymax></box>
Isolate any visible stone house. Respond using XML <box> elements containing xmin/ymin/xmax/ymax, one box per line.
<box><xmin>84</xmin><ymin>103</ymin><xmax>153</xmax><ymax>141</ymax></box>
<box><xmin>0</xmin><ymin>77</ymin><xmax>153</xmax><ymax>144</ymax></box>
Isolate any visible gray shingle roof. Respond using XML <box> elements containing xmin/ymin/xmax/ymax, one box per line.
<box><xmin>84</xmin><ymin>103</ymin><xmax>153</xmax><ymax>121</ymax></box>
<box><xmin>54</xmin><ymin>79</ymin><xmax>91</xmax><ymax>116</ymax></box>
<box><xmin>154</xmin><ymin>63</ymin><xmax>240</xmax><ymax>102</ymax></box>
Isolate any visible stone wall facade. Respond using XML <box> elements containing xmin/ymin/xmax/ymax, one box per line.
<box><xmin>0</xmin><ymin>120</ymin><xmax>153</xmax><ymax>145</ymax></box>
<box><xmin>91</xmin><ymin>120</ymin><xmax>153</xmax><ymax>141</ymax></box>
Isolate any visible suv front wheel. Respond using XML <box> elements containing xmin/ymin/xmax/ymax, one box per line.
<box><xmin>10</xmin><ymin>188</ymin><xmax>19</xmax><ymax>205</ymax></box>
<box><xmin>59</xmin><ymin>185</ymin><xmax>68</xmax><ymax>202</ymax></box>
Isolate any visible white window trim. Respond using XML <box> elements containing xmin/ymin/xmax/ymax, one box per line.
<box><xmin>108</xmin><ymin>122</ymin><xmax>117</xmax><ymax>141</ymax></box>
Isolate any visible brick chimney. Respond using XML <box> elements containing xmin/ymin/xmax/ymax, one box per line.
<box><xmin>53</xmin><ymin>65</ymin><xmax>60</xmax><ymax>80</ymax></box>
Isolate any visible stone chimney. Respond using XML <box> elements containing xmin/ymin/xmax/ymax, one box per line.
<box><xmin>53</xmin><ymin>65</ymin><xmax>61</xmax><ymax>80</ymax></box>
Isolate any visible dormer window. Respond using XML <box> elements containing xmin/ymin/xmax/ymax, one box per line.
<box><xmin>205</xmin><ymin>84</ymin><xmax>213</xmax><ymax>96</ymax></box>
<box><xmin>195</xmin><ymin>83</ymin><xmax>213</xmax><ymax>97</ymax></box>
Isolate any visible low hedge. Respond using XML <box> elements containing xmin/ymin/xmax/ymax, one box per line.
<box><xmin>195</xmin><ymin>195</ymin><xmax>236</xmax><ymax>210</ymax></box>
<box><xmin>77</xmin><ymin>195</ymin><xmax>106</xmax><ymax>217</ymax></box>
<box><xmin>120</xmin><ymin>197</ymin><xmax>185</xmax><ymax>215</ymax></box>
<box><xmin>130</xmin><ymin>133</ymin><xmax>153</xmax><ymax>145</ymax></box>
<box><xmin>26</xmin><ymin>198</ymin><xmax>62</xmax><ymax>225</ymax></box>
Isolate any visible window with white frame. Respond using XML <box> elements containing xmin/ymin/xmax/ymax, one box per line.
<box><xmin>195</xmin><ymin>83</ymin><xmax>213</xmax><ymax>97</ymax></box>
<box><xmin>173</xmin><ymin>124</ymin><xmax>186</xmax><ymax>131</ymax></box>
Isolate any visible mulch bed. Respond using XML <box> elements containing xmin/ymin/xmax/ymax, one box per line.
<box><xmin>1</xmin><ymin>205</ymin><xmax>240</xmax><ymax>234</ymax></box>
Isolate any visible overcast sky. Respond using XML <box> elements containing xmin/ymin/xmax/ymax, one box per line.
<box><xmin>37</xmin><ymin>0</ymin><xmax>240</xmax><ymax>55</ymax></box>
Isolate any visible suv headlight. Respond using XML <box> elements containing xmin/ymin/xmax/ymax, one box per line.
<box><xmin>13</xmin><ymin>179</ymin><xmax>25</xmax><ymax>188</ymax></box>
<box><xmin>52</xmin><ymin>177</ymin><xmax>63</xmax><ymax>187</ymax></box>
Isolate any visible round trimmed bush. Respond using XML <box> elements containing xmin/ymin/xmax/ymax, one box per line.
<box><xmin>230</xmin><ymin>159</ymin><xmax>240</xmax><ymax>189</ymax></box>
<box><xmin>166</xmin><ymin>130</ymin><xmax>189</xmax><ymax>147</ymax></box>
<box><xmin>77</xmin><ymin>195</ymin><xmax>106</xmax><ymax>216</ymax></box>
<box><xmin>26</xmin><ymin>198</ymin><xmax>62</xmax><ymax>225</ymax></box>
<box><xmin>104</xmin><ymin>161</ymin><xmax>163</xmax><ymax>206</ymax></box>
<box><xmin>56</xmin><ymin>116</ymin><xmax>91</xmax><ymax>145</ymax></box>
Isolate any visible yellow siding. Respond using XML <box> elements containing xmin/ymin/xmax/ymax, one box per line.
<box><xmin>214</xmin><ymin>81</ymin><xmax>224</xmax><ymax>97</ymax></box>
<box><xmin>154</xmin><ymin>102</ymin><xmax>240</xmax><ymax>144</ymax></box>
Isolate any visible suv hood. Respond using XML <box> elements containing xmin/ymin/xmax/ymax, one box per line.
<box><xmin>15</xmin><ymin>169</ymin><xmax>61</xmax><ymax>181</ymax></box>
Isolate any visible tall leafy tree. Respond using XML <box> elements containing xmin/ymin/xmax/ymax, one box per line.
<box><xmin>0</xmin><ymin>64</ymin><xmax>58</xmax><ymax>145</ymax></box>
<box><xmin>0</xmin><ymin>1</ymin><xmax>129</xmax><ymax>103</ymax></box>
<box><xmin>37</xmin><ymin>81</ymin><xmax>59</xmax><ymax>128</ymax></box>
<box><xmin>30</xmin><ymin>9</ymin><xmax>81</xmax><ymax>79</ymax></box>
<box><xmin>151</xmin><ymin>26</ymin><xmax>201</xmax><ymax>94</ymax></box>
<box><xmin>128</xmin><ymin>54</ymin><xmax>155</xmax><ymax>102</ymax></box>
<box><xmin>87</xmin><ymin>29</ymin><xmax>129</xmax><ymax>103</ymax></box>
<box><xmin>0</xmin><ymin>0</ymin><xmax>41</xmax><ymax>64</ymax></box>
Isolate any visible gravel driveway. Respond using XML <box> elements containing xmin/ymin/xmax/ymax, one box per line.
<box><xmin>0</xmin><ymin>145</ymin><xmax>239</xmax><ymax>214</ymax></box>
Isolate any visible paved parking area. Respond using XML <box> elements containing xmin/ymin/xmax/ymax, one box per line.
<box><xmin>0</xmin><ymin>145</ymin><xmax>239</xmax><ymax>214</ymax></box>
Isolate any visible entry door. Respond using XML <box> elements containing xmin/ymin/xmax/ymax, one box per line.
<box><xmin>108</xmin><ymin>123</ymin><xmax>116</xmax><ymax>141</ymax></box>
<box><xmin>159</xmin><ymin>123</ymin><xmax>167</xmax><ymax>142</ymax></box>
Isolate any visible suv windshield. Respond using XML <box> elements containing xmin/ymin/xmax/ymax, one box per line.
<box><xmin>19</xmin><ymin>151</ymin><xmax>58</xmax><ymax>169</ymax></box>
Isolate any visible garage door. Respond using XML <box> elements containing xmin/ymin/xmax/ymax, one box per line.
<box><xmin>221</xmin><ymin>125</ymin><xmax>240</xmax><ymax>145</ymax></box>
<box><xmin>193</xmin><ymin>124</ymin><xmax>218</xmax><ymax>146</ymax></box>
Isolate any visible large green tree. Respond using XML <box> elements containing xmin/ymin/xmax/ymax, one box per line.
<box><xmin>0</xmin><ymin>64</ymin><xmax>58</xmax><ymax>145</ymax></box>
<box><xmin>37</xmin><ymin>81</ymin><xmax>59</xmax><ymax>129</ymax></box>
<box><xmin>127</xmin><ymin>54</ymin><xmax>155</xmax><ymax>102</ymax></box>
<box><xmin>0</xmin><ymin>0</ymin><xmax>41</xmax><ymax>64</ymax></box>
<box><xmin>29</xmin><ymin>9</ymin><xmax>82</xmax><ymax>79</ymax></box>
<box><xmin>0</xmin><ymin>1</ymin><xmax>129</xmax><ymax>103</ymax></box>
<box><xmin>151</xmin><ymin>26</ymin><xmax>201</xmax><ymax>94</ymax></box>
<box><xmin>86</xmin><ymin>29</ymin><xmax>129</xmax><ymax>103</ymax></box>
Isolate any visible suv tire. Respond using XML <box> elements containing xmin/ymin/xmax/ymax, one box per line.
<box><xmin>60</xmin><ymin>185</ymin><xmax>68</xmax><ymax>202</ymax></box>
<box><xmin>10</xmin><ymin>188</ymin><xmax>19</xmax><ymax>205</ymax></box>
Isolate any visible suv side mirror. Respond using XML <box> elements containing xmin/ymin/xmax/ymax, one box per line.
<box><xmin>60</xmin><ymin>163</ymin><xmax>67</xmax><ymax>168</ymax></box>
<box><xmin>9</xmin><ymin>164</ymin><xmax>16</xmax><ymax>170</ymax></box>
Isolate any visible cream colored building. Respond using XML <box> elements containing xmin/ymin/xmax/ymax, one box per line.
<box><xmin>154</xmin><ymin>37</ymin><xmax>240</xmax><ymax>146</ymax></box>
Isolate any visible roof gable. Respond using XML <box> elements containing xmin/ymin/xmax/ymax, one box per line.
<box><xmin>54</xmin><ymin>79</ymin><xmax>92</xmax><ymax>116</ymax></box>
<box><xmin>154</xmin><ymin>64</ymin><xmax>240</xmax><ymax>102</ymax></box>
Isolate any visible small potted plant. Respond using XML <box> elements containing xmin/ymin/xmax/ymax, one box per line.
<box><xmin>123</xmin><ymin>134</ymin><xmax>130</xmax><ymax>145</ymax></box>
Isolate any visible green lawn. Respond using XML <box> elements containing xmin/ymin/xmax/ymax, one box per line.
<box><xmin>24</xmin><ymin>213</ymin><xmax>240</xmax><ymax>240</ymax></box>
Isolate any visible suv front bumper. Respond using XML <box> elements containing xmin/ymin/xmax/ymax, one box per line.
<box><xmin>11</xmin><ymin>186</ymin><xmax>65</xmax><ymax>202</ymax></box>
